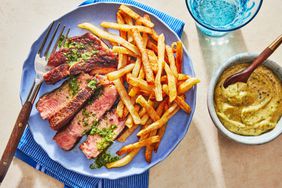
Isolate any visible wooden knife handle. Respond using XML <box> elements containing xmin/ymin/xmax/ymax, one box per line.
<box><xmin>0</xmin><ymin>101</ymin><xmax>32</xmax><ymax>183</ymax></box>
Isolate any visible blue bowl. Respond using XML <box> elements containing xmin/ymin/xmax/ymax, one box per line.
<box><xmin>185</xmin><ymin>0</ymin><xmax>263</xmax><ymax>37</ymax></box>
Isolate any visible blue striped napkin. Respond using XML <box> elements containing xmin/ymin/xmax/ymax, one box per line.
<box><xmin>16</xmin><ymin>0</ymin><xmax>185</xmax><ymax>187</ymax></box>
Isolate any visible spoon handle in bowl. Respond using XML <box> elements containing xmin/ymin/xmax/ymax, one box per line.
<box><xmin>245</xmin><ymin>34</ymin><xmax>282</xmax><ymax>73</ymax></box>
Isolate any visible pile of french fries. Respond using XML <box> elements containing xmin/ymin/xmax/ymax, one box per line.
<box><xmin>78</xmin><ymin>4</ymin><xmax>200</xmax><ymax>168</ymax></box>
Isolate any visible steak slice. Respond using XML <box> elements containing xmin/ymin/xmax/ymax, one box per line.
<box><xmin>36</xmin><ymin>73</ymin><xmax>93</xmax><ymax>120</ymax></box>
<box><xmin>48</xmin><ymin>33</ymin><xmax>105</xmax><ymax>67</ymax></box>
<box><xmin>53</xmin><ymin>83</ymin><xmax>118</xmax><ymax>150</ymax></box>
<box><xmin>43</xmin><ymin>64</ymin><xmax>70</xmax><ymax>85</ymax></box>
<box><xmin>48</xmin><ymin>87</ymin><xmax>93</xmax><ymax>130</ymax></box>
<box><xmin>69</xmin><ymin>50</ymin><xmax>117</xmax><ymax>75</ymax></box>
<box><xmin>44</xmin><ymin>32</ymin><xmax>118</xmax><ymax>84</ymax></box>
<box><xmin>80</xmin><ymin>111</ymin><xmax>125</xmax><ymax>159</ymax></box>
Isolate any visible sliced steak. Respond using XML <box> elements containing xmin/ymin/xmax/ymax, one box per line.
<box><xmin>80</xmin><ymin>111</ymin><xmax>125</xmax><ymax>159</ymax></box>
<box><xmin>48</xmin><ymin>87</ymin><xmax>93</xmax><ymax>130</ymax></box>
<box><xmin>69</xmin><ymin>51</ymin><xmax>117</xmax><ymax>75</ymax></box>
<box><xmin>53</xmin><ymin>83</ymin><xmax>118</xmax><ymax>150</ymax></box>
<box><xmin>36</xmin><ymin>73</ymin><xmax>93</xmax><ymax>120</ymax></box>
<box><xmin>43</xmin><ymin>64</ymin><xmax>70</xmax><ymax>85</ymax></box>
<box><xmin>44</xmin><ymin>32</ymin><xmax>118</xmax><ymax>84</ymax></box>
<box><xmin>47</xmin><ymin>33</ymin><xmax>104</xmax><ymax>67</ymax></box>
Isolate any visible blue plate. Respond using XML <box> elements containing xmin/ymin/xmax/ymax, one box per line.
<box><xmin>20</xmin><ymin>2</ymin><xmax>197</xmax><ymax>179</ymax></box>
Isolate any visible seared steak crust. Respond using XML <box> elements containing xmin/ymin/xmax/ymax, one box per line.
<box><xmin>49</xmin><ymin>87</ymin><xmax>94</xmax><ymax>131</ymax></box>
<box><xmin>53</xmin><ymin>82</ymin><xmax>118</xmax><ymax>150</ymax></box>
<box><xmin>44</xmin><ymin>33</ymin><xmax>117</xmax><ymax>84</ymax></box>
<box><xmin>36</xmin><ymin>73</ymin><xmax>92</xmax><ymax>120</ymax></box>
<box><xmin>43</xmin><ymin>64</ymin><xmax>70</xmax><ymax>85</ymax></box>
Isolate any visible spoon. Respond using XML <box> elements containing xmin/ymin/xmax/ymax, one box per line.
<box><xmin>223</xmin><ymin>34</ymin><xmax>282</xmax><ymax>88</ymax></box>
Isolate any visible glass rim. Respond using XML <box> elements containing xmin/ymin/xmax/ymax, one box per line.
<box><xmin>185</xmin><ymin>0</ymin><xmax>263</xmax><ymax>32</ymax></box>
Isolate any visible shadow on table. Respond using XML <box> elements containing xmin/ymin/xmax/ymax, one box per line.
<box><xmin>149</xmin><ymin>121</ymin><xmax>219</xmax><ymax>188</ymax></box>
<box><xmin>196</xmin><ymin>29</ymin><xmax>248</xmax><ymax>80</ymax></box>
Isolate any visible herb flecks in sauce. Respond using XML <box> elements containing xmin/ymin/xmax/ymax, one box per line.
<box><xmin>215</xmin><ymin>63</ymin><xmax>282</xmax><ymax>136</ymax></box>
<box><xmin>87</xmin><ymin>79</ymin><xmax>97</xmax><ymax>90</ymax></box>
<box><xmin>57</xmin><ymin>35</ymin><xmax>65</xmax><ymax>48</ymax></box>
<box><xmin>68</xmin><ymin>76</ymin><xmax>79</xmax><ymax>96</ymax></box>
<box><xmin>89</xmin><ymin>124</ymin><xmax>118</xmax><ymax>151</ymax></box>
<box><xmin>63</xmin><ymin>39</ymin><xmax>99</xmax><ymax>66</ymax></box>
<box><xmin>89</xmin><ymin>152</ymin><xmax>119</xmax><ymax>169</ymax></box>
<box><xmin>81</xmin><ymin>108</ymin><xmax>97</xmax><ymax>127</ymax></box>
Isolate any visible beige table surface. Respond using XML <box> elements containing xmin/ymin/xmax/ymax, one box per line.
<box><xmin>0</xmin><ymin>0</ymin><xmax>282</xmax><ymax>187</ymax></box>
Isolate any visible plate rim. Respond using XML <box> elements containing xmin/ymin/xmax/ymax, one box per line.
<box><xmin>20</xmin><ymin>1</ymin><xmax>197</xmax><ymax>179</ymax></box>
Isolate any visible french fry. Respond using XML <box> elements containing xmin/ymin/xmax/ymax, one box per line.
<box><xmin>143</xmin><ymin>14</ymin><xmax>159</xmax><ymax>41</ymax></box>
<box><xmin>145</xmin><ymin>100</ymin><xmax>166</xmax><ymax>162</ymax></box>
<box><xmin>154</xmin><ymin>124</ymin><xmax>167</xmax><ymax>152</ymax></box>
<box><xmin>178</xmin><ymin>74</ymin><xmax>190</xmax><ymax>81</ymax></box>
<box><xmin>155</xmin><ymin>101</ymin><xmax>170</xmax><ymax>152</ymax></box>
<box><xmin>131</xmin><ymin>58</ymin><xmax>141</xmax><ymax>77</ymax></box>
<box><xmin>166</xmin><ymin>45</ymin><xmax>178</xmax><ymax>78</ymax></box>
<box><xmin>136</xmin><ymin>95</ymin><xmax>160</xmax><ymax>121</ymax></box>
<box><xmin>128</xmin><ymin>59</ymin><xmax>141</xmax><ymax>96</ymax></box>
<box><xmin>127</xmin><ymin>74</ymin><xmax>153</xmax><ymax>93</ymax></box>
<box><xmin>113</xmin><ymin>46</ymin><xmax>138</xmax><ymax>57</ymax></box>
<box><xmin>117</xmin><ymin>53</ymin><xmax>128</xmax><ymax>69</ymax></box>
<box><xmin>125</xmin><ymin>114</ymin><xmax>134</xmax><ymax>128</ymax></box>
<box><xmin>142</xmin><ymin>32</ymin><xmax>149</xmax><ymax>48</ymax></box>
<box><xmin>128</xmin><ymin>87</ymin><xmax>140</xmax><ymax>97</ymax></box>
<box><xmin>147</xmin><ymin>49</ymin><xmax>158</xmax><ymax>73</ymax></box>
<box><xmin>175</xmin><ymin>41</ymin><xmax>183</xmax><ymax>73</ymax></box>
<box><xmin>101</xmin><ymin>22</ymin><xmax>153</xmax><ymax>34</ymax></box>
<box><xmin>132</xmin><ymin>28</ymin><xmax>154</xmax><ymax>84</ymax></box>
<box><xmin>117</xmin><ymin>136</ymin><xmax>160</xmax><ymax>156</ymax></box>
<box><xmin>163</xmin><ymin>84</ymin><xmax>191</xmax><ymax>114</ymax></box>
<box><xmin>155</xmin><ymin>34</ymin><xmax>165</xmax><ymax>101</ymax></box>
<box><xmin>140</xmin><ymin>113</ymin><xmax>150</xmax><ymax>125</ymax></box>
<box><xmin>138</xmin><ymin>66</ymin><xmax>145</xmax><ymax>79</ymax></box>
<box><xmin>164</xmin><ymin>63</ymin><xmax>177</xmax><ymax>102</ymax></box>
<box><xmin>106</xmin><ymin>149</ymin><xmax>140</xmax><ymax>168</ymax></box>
<box><xmin>137</xmin><ymin>103</ymin><xmax>180</xmax><ymax>137</ymax></box>
<box><xmin>119</xmin><ymin>5</ymin><xmax>154</xmax><ymax>28</ymax></box>
<box><xmin>78</xmin><ymin>23</ymin><xmax>140</xmax><ymax>55</ymax></box>
<box><xmin>147</xmin><ymin>40</ymin><xmax>158</xmax><ymax>54</ymax></box>
<box><xmin>171</xmin><ymin>42</ymin><xmax>177</xmax><ymax>52</ymax></box>
<box><xmin>151</xmin><ymin>30</ymin><xmax>159</xmax><ymax>41</ymax></box>
<box><xmin>107</xmin><ymin>64</ymin><xmax>135</xmax><ymax>81</ymax></box>
<box><xmin>141</xmin><ymin>14</ymin><xmax>151</xmax><ymax>47</ymax></box>
<box><xmin>161</xmin><ymin>74</ymin><xmax>189</xmax><ymax>83</ymax></box>
<box><xmin>117</xmin><ymin>124</ymin><xmax>139</xmax><ymax>142</ymax></box>
<box><xmin>175</xmin><ymin>95</ymin><xmax>191</xmax><ymax>114</ymax></box>
<box><xmin>122</xmin><ymin>106</ymin><xmax>129</xmax><ymax>118</ymax></box>
<box><xmin>116</xmin><ymin>11</ymin><xmax>127</xmax><ymax>39</ymax></box>
<box><xmin>123</xmin><ymin>14</ymin><xmax>134</xmax><ymax>42</ymax></box>
<box><xmin>139</xmin><ymin>107</ymin><xmax>147</xmax><ymax>117</ymax></box>
<box><xmin>113</xmin><ymin>79</ymin><xmax>141</xmax><ymax>124</ymax></box>
<box><xmin>178</xmin><ymin>78</ymin><xmax>200</xmax><ymax>94</ymax></box>
<box><xmin>116</xmin><ymin>100</ymin><xmax>125</xmax><ymax>118</ymax></box>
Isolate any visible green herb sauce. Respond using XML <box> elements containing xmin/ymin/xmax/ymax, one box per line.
<box><xmin>87</xmin><ymin>79</ymin><xmax>97</xmax><ymax>90</ymax></box>
<box><xmin>68</xmin><ymin>76</ymin><xmax>79</xmax><ymax>96</ymax></box>
<box><xmin>89</xmin><ymin>124</ymin><xmax>117</xmax><ymax>151</ymax></box>
<box><xmin>89</xmin><ymin>152</ymin><xmax>120</xmax><ymax>169</ymax></box>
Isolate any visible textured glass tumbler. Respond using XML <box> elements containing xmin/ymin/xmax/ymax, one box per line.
<box><xmin>186</xmin><ymin>0</ymin><xmax>263</xmax><ymax>37</ymax></box>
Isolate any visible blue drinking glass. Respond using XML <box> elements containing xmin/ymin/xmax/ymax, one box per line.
<box><xmin>185</xmin><ymin>0</ymin><xmax>263</xmax><ymax>37</ymax></box>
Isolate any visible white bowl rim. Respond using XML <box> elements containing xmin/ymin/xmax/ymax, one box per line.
<box><xmin>207</xmin><ymin>52</ymin><xmax>282</xmax><ymax>145</ymax></box>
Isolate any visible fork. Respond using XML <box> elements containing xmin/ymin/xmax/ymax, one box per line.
<box><xmin>0</xmin><ymin>22</ymin><xmax>70</xmax><ymax>183</ymax></box>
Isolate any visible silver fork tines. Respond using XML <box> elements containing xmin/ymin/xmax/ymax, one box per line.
<box><xmin>29</xmin><ymin>22</ymin><xmax>70</xmax><ymax>102</ymax></box>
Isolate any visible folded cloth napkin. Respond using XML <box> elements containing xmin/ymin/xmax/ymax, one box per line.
<box><xmin>16</xmin><ymin>0</ymin><xmax>185</xmax><ymax>188</ymax></box>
